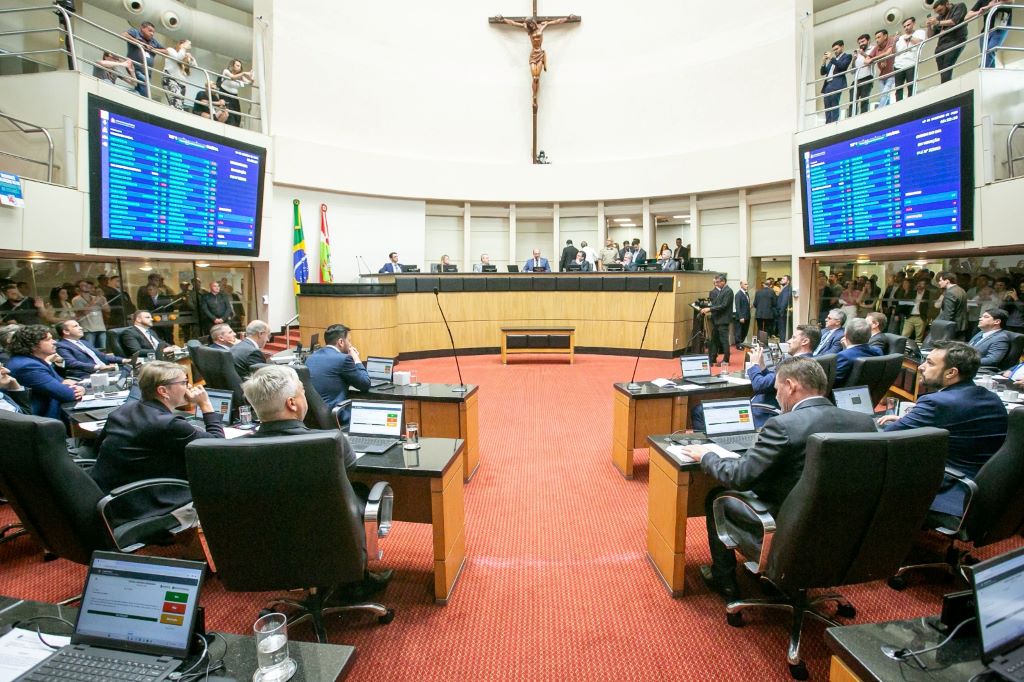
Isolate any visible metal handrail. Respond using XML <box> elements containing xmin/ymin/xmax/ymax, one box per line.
<box><xmin>0</xmin><ymin>111</ymin><xmax>54</xmax><ymax>183</ymax></box>
<box><xmin>282</xmin><ymin>314</ymin><xmax>299</xmax><ymax>351</ymax></box>
<box><xmin>1009</xmin><ymin>123</ymin><xmax>1024</xmax><ymax>178</ymax></box>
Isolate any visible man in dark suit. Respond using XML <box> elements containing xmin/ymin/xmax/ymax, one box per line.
<box><xmin>199</xmin><ymin>281</ymin><xmax>234</xmax><ymax>334</ymax></box>
<box><xmin>101</xmin><ymin>275</ymin><xmax>135</xmax><ymax>328</ymax></box>
<box><xmin>630</xmin><ymin>238</ymin><xmax>647</xmax><ymax>265</ymax></box>
<box><xmin>866</xmin><ymin>311</ymin><xmax>889</xmax><ymax>350</ymax></box>
<box><xmin>969</xmin><ymin>308</ymin><xmax>1011</xmax><ymax>367</ymax></box>
<box><xmin>90</xmin><ymin>361</ymin><xmax>224</xmax><ymax>521</ymax></box>
<box><xmin>733</xmin><ymin>281</ymin><xmax>751</xmax><ymax>349</ymax></box>
<box><xmin>378</xmin><ymin>252</ymin><xmax>405</xmax><ymax>274</ymax></box>
<box><xmin>230</xmin><ymin>320</ymin><xmax>270</xmax><ymax>379</ymax></box>
<box><xmin>775</xmin><ymin>275</ymin><xmax>792</xmax><ymax>340</ymax></box>
<box><xmin>208</xmin><ymin>322</ymin><xmax>238</xmax><ymax>350</ymax></box>
<box><xmin>672</xmin><ymin>238</ymin><xmax>689</xmax><ymax>267</ymax></box>
<box><xmin>5</xmin><ymin>325</ymin><xmax>84</xmax><ymax>419</ymax></box>
<box><xmin>936</xmin><ymin>270</ymin><xmax>969</xmax><ymax>340</ymax></box>
<box><xmin>558</xmin><ymin>240</ymin><xmax>578</xmax><ymax>272</ymax></box>
<box><xmin>879</xmin><ymin>341</ymin><xmax>1006</xmax><ymax>521</ymax></box>
<box><xmin>522</xmin><ymin>249</ymin><xmax>552</xmax><ymax>273</ymax></box>
<box><xmin>55</xmin><ymin>319</ymin><xmax>129</xmax><ymax>379</ymax></box>
<box><xmin>701</xmin><ymin>274</ymin><xmax>734</xmax><ymax>365</ymax></box>
<box><xmin>0</xmin><ymin>362</ymin><xmax>30</xmax><ymax>413</ymax></box>
<box><xmin>305</xmin><ymin>323</ymin><xmax>371</xmax><ymax>424</ymax></box>
<box><xmin>820</xmin><ymin>40</ymin><xmax>852</xmax><ymax>123</ymax></box>
<box><xmin>814</xmin><ymin>309</ymin><xmax>846</xmax><ymax>356</ymax></box>
<box><xmin>120</xmin><ymin>311</ymin><xmax>181</xmax><ymax>358</ymax></box>
<box><xmin>753</xmin><ymin>281</ymin><xmax>777</xmax><ymax>337</ymax></box>
<box><xmin>834</xmin><ymin>317</ymin><xmax>884</xmax><ymax>385</ymax></box>
<box><xmin>681</xmin><ymin>358</ymin><xmax>877</xmax><ymax>599</ymax></box>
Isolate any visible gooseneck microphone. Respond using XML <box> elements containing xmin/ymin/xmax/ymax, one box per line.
<box><xmin>627</xmin><ymin>283</ymin><xmax>664</xmax><ymax>392</ymax></box>
<box><xmin>433</xmin><ymin>287</ymin><xmax>468</xmax><ymax>393</ymax></box>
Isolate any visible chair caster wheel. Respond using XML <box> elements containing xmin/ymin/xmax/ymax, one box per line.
<box><xmin>887</xmin><ymin>576</ymin><xmax>907</xmax><ymax>591</ymax></box>
<box><xmin>378</xmin><ymin>608</ymin><xmax>395</xmax><ymax>625</ymax></box>
<box><xmin>789</xmin><ymin>662</ymin><xmax>809</xmax><ymax>680</ymax></box>
<box><xmin>726</xmin><ymin>612</ymin><xmax>744</xmax><ymax>628</ymax></box>
<box><xmin>836</xmin><ymin>603</ymin><xmax>856</xmax><ymax>619</ymax></box>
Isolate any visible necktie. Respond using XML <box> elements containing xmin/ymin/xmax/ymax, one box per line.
<box><xmin>970</xmin><ymin>333</ymin><xmax>982</xmax><ymax>347</ymax></box>
<box><xmin>817</xmin><ymin>330</ymin><xmax>833</xmax><ymax>354</ymax></box>
<box><xmin>535</xmin><ymin>259</ymin><xmax>539</xmax><ymax>269</ymax></box>
<box><xmin>147</xmin><ymin>329</ymin><xmax>159</xmax><ymax>348</ymax></box>
<box><xmin>0</xmin><ymin>393</ymin><xmax>21</xmax><ymax>413</ymax></box>
<box><xmin>75</xmin><ymin>340</ymin><xmax>104</xmax><ymax>366</ymax></box>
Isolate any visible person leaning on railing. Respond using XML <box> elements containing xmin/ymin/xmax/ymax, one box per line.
<box><xmin>218</xmin><ymin>58</ymin><xmax>255</xmax><ymax>128</ymax></box>
<box><xmin>162</xmin><ymin>38</ymin><xmax>197</xmax><ymax>110</ymax></box>
<box><xmin>966</xmin><ymin>0</ymin><xmax>1014</xmax><ymax>68</ymax></box>
<box><xmin>927</xmin><ymin>0</ymin><xmax>969</xmax><ymax>84</ymax></box>
<box><xmin>193</xmin><ymin>81</ymin><xmax>230</xmax><ymax>123</ymax></box>
<box><xmin>92</xmin><ymin>51</ymin><xmax>137</xmax><ymax>91</ymax></box>
<box><xmin>893</xmin><ymin>16</ymin><xmax>926</xmax><ymax>101</ymax></box>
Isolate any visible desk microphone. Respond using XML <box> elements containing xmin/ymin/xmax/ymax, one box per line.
<box><xmin>355</xmin><ymin>255</ymin><xmax>366</xmax><ymax>275</ymax></box>
<box><xmin>627</xmin><ymin>284</ymin><xmax>663</xmax><ymax>392</ymax></box>
<box><xmin>433</xmin><ymin>287</ymin><xmax>468</xmax><ymax>393</ymax></box>
<box><xmin>358</xmin><ymin>255</ymin><xmax>372</xmax><ymax>274</ymax></box>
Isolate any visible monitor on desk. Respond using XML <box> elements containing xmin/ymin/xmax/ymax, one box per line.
<box><xmin>605</xmin><ymin>263</ymin><xmax>623</xmax><ymax>271</ymax></box>
<box><xmin>566</xmin><ymin>263</ymin><xmax>582</xmax><ymax>271</ymax></box>
<box><xmin>680</xmin><ymin>354</ymin><xmax>713</xmax><ymax>378</ymax></box>
<box><xmin>833</xmin><ymin>386</ymin><xmax>875</xmax><ymax>416</ymax></box>
<box><xmin>443</xmin><ymin>265</ymin><xmax>458</xmax><ymax>273</ymax></box>
<box><xmin>972</xmin><ymin>546</ymin><xmax>1024</xmax><ymax>665</ymax></box>
<box><xmin>702</xmin><ymin>398</ymin><xmax>755</xmax><ymax>436</ymax></box>
<box><xmin>481</xmin><ymin>264</ymin><xmax>497</xmax><ymax>272</ymax></box>
<box><xmin>507</xmin><ymin>265</ymin><xmax>520</xmax><ymax>273</ymax></box>
<box><xmin>198</xmin><ymin>388</ymin><xmax>234</xmax><ymax>423</ymax></box>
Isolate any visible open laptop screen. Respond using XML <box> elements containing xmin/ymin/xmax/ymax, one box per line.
<box><xmin>349</xmin><ymin>400</ymin><xmax>403</xmax><ymax>437</ymax></box>
<box><xmin>833</xmin><ymin>386</ymin><xmax>874</xmax><ymax>415</ymax></box>
<box><xmin>74</xmin><ymin>552</ymin><xmax>205</xmax><ymax>658</ymax></box>
<box><xmin>365</xmin><ymin>356</ymin><xmax>395</xmax><ymax>383</ymax></box>
<box><xmin>680</xmin><ymin>355</ymin><xmax>712</xmax><ymax>378</ymax></box>
<box><xmin>196</xmin><ymin>388</ymin><xmax>233</xmax><ymax>423</ymax></box>
<box><xmin>703</xmin><ymin>399</ymin><xmax>755</xmax><ymax>436</ymax></box>
<box><xmin>973</xmin><ymin>546</ymin><xmax>1024</xmax><ymax>661</ymax></box>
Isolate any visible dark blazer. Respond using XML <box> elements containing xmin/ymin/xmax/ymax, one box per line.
<box><xmin>230</xmin><ymin>338</ymin><xmax>265</xmax><ymax>379</ymax></box>
<box><xmin>91</xmin><ymin>399</ymin><xmax>224</xmax><ymax>520</ymax></box>
<box><xmin>814</xmin><ymin>327</ymin><xmax>845</xmax><ymax>356</ymax></box>
<box><xmin>56</xmin><ymin>338</ymin><xmax>121</xmax><ymax>379</ymax></box>
<box><xmin>120</xmin><ymin>325</ymin><xmax>170</xmax><ymax>357</ymax></box>
<box><xmin>734</xmin><ymin>289</ymin><xmax>751</xmax><ymax>322</ymax></box>
<box><xmin>6</xmin><ymin>354</ymin><xmax>77</xmax><ymax>419</ymax></box>
<box><xmin>884</xmin><ymin>381</ymin><xmax>1007</xmax><ymax>515</ymax></box>
<box><xmin>709</xmin><ymin>285</ymin><xmax>735</xmax><ymax>326</ymax></box>
<box><xmin>559</xmin><ymin>245</ymin><xmax>578</xmax><ymax>271</ymax></box>
<box><xmin>137</xmin><ymin>291</ymin><xmax>174</xmax><ymax>313</ymax></box>
<box><xmin>820</xmin><ymin>52</ymin><xmax>853</xmax><ymax>93</ymax></box>
<box><xmin>968</xmin><ymin>329</ymin><xmax>1011</xmax><ymax>367</ymax></box>
<box><xmin>0</xmin><ymin>388</ymin><xmax>29</xmax><ymax>413</ymax></box>
<box><xmin>305</xmin><ymin>347</ymin><xmax>371</xmax><ymax>411</ymax></box>
<box><xmin>199</xmin><ymin>291</ymin><xmax>234</xmax><ymax>326</ymax></box>
<box><xmin>834</xmin><ymin>343</ymin><xmax>884</xmax><ymax>385</ymax></box>
<box><xmin>938</xmin><ymin>285</ymin><xmax>969</xmax><ymax>331</ymax></box>
<box><xmin>522</xmin><ymin>257</ymin><xmax>551</xmax><ymax>273</ymax></box>
<box><xmin>672</xmin><ymin>244</ymin><xmax>689</xmax><ymax>262</ymax></box>
<box><xmin>254</xmin><ymin>419</ymin><xmax>357</xmax><ymax>471</ymax></box>
<box><xmin>634</xmin><ymin>248</ymin><xmax>648</xmax><ymax>264</ymax></box>
<box><xmin>867</xmin><ymin>332</ymin><xmax>887</xmax><ymax>350</ymax></box>
<box><xmin>378</xmin><ymin>262</ymin><xmax>405</xmax><ymax>274</ymax></box>
<box><xmin>753</xmin><ymin>287</ymin><xmax>777</xmax><ymax>319</ymax></box>
<box><xmin>776</xmin><ymin>285</ymin><xmax>792</xmax><ymax>318</ymax></box>
<box><xmin>701</xmin><ymin>396</ymin><xmax>877</xmax><ymax>512</ymax></box>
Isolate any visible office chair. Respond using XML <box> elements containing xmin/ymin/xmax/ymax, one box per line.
<box><xmin>812</xmin><ymin>353</ymin><xmax>838</xmax><ymax>395</ymax></box>
<box><xmin>108</xmin><ymin>327</ymin><xmax>131</xmax><ymax>357</ymax></box>
<box><xmin>842</xmin><ymin>353</ymin><xmax>904</xmax><ymax>406</ymax></box>
<box><xmin>996</xmin><ymin>331</ymin><xmax>1024</xmax><ymax>371</ymax></box>
<box><xmin>889</xmin><ymin>409</ymin><xmax>1024</xmax><ymax>588</ymax></box>
<box><xmin>310</xmin><ymin>332</ymin><xmax>320</xmax><ymax>350</ymax></box>
<box><xmin>185</xmin><ymin>339</ymin><xmax>204</xmax><ymax>384</ymax></box>
<box><xmin>193</xmin><ymin>345</ymin><xmax>245</xmax><ymax>413</ymax></box>
<box><xmin>293</xmin><ymin>364</ymin><xmax>334</xmax><ymax>430</ymax></box>
<box><xmin>880</xmin><ymin>333</ymin><xmax>908</xmax><ymax>356</ymax></box>
<box><xmin>0</xmin><ymin>412</ymin><xmax>195</xmax><ymax>586</ymax></box>
<box><xmin>922</xmin><ymin>319</ymin><xmax>956</xmax><ymax>349</ymax></box>
<box><xmin>186</xmin><ymin>432</ymin><xmax>395</xmax><ymax>642</ymax></box>
<box><xmin>713</xmin><ymin>428</ymin><xmax>947</xmax><ymax>679</ymax></box>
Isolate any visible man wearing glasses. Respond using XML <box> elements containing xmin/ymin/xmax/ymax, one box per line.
<box><xmin>90</xmin><ymin>361</ymin><xmax>224</xmax><ymax>521</ymax></box>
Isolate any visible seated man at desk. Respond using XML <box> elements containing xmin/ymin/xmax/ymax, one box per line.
<box><xmin>813</xmin><ymin>309</ymin><xmax>846</xmax><ymax>356</ymax></box>
<box><xmin>6</xmin><ymin>324</ymin><xmax>84</xmax><ymax>419</ymax></box>
<box><xmin>833</xmin><ymin>317</ymin><xmax>883</xmax><ymax>385</ymax></box>
<box><xmin>55</xmin><ymin>319</ymin><xmax>130</xmax><ymax>379</ymax></box>
<box><xmin>230</xmin><ymin>320</ymin><xmax>271</xmax><ymax>379</ymax></box>
<box><xmin>90</xmin><ymin>361</ymin><xmax>224</xmax><ymax>520</ymax></box>
<box><xmin>305</xmin><ymin>323</ymin><xmax>371</xmax><ymax>423</ymax></box>
<box><xmin>378</xmin><ymin>252</ymin><xmax>404</xmax><ymax>274</ymax></box>
<box><xmin>679</xmin><ymin>359</ymin><xmax>877</xmax><ymax>600</ymax></box>
<box><xmin>522</xmin><ymin>249</ymin><xmax>551</xmax><ymax>273</ymax></box>
<box><xmin>0</xmin><ymin>362</ymin><xmax>30</xmax><ymax>413</ymax></box>
<box><xmin>472</xmin><ymin>253</ymin><xmax>492</xmax><ymax>272</ymax></box>
<box><xmin>208</xmin><ymin>322</ymin><xmax>238</xmax><ymax>349</ymax></box>
<box><xmin>120</xmin><ymin>310</ymin><xmax>182</xmax><ymax>358</ymax></box>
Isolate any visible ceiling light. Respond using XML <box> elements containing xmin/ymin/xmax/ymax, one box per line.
<box><xmin>196</xmin><ymin>263</ymin><xmax>210</xmax><ymax>268</ymax></box>
<box><xmin>613</xmin><ymin>218</ymin><xmax>631</xmax><ymax>223</ymax></box>
<box><xmin>672</xmin><ymin>215</ymin><xmax>689</xmax><ymax>219</ymax></box>
<box><xmin>914</xmin><ymin>259</ymin><xmax>928</xmax><ymax>267</ymax></box>
<box><xmin>139</xmin><ymin>265</ymin><xmax>152</xmax><ymax>272</ymax></box>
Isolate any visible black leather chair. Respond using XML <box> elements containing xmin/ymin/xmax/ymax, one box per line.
<box><xmin>713</xmin><ymin>428</ymin><xmax>948</xmax><ymax>679</ymax></box>
<box><xmin>293</xmin><ymin>364</ymin><xmax>334</xmax><ymax>430</ymax></box>
<box><xmin>880</xmin><ymin>333</ymin><xmax>908</xmax><ymax>356</ymax></box>
<box><xmin>922</xmin><ymin>319</ymin><xmax>957</xmax><ymax>349</ymax></box>
<box><xmin>812</xmin><ymin>354</ymin><xmax>838</xmax><ymax>395</ymax></box>
<box><xmin>310</xmin><ymin>332</ymin><xmax>320</xmax><ymax>350</ymax></box>
<box><xmin>0</xmin><ymin>411</ymin><xmax>194</xmax><ymax>569</ymax></box>
<box><xmin>186</xmin><ymin>432</ymin><xmax>394</xmax><ymax>642</ymax></box>
<box><xmin>108</xmin><ymin>327</ymin><xmax>131</xmax><ymax>357</ymax></box>
<box><xmin>841</xmin><ymin>353</ymin><xmax>904</xmax><ymax>406</ymax></box>
<box><xmin>890</xmin><ymin>409</ymin><xmax>1024</xmax><ymax>587</ymax></box>
<box><xmin>996</xmin><ymin>330</ymin><xmax>1024</xmax><ymax>371</ymax></box>
<box><xmin>185</xmin><ymin>339</ymin><xmax>204</xmax><ymax>384</ymax></box>
<box><xmin>193</xmin><ymin>345</ymin><xmax>245</xmax><ymax>411</ymax></box>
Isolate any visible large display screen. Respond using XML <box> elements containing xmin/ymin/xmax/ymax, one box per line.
<box><xmin>88</xmin><ymin>94</ymin><xmax>265</xmax><ymax>256</ymax></box>
<box><xmin>799</xmin><ymin>92</ymin><xmax>973</xmax><ymax>253</ymax></box>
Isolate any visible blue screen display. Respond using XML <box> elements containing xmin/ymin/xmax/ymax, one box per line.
<box><xmin>89</xmin><ymin>95</ymin><xmax>265</xmax><ymax>256</ymax></box>
<box><xmin>800</xmin><ymin>93</ymin><xmax>973</xmax><ymax>252</ymax></box>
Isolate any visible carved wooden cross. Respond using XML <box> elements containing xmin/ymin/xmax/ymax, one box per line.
<box><xmin>489</xmin><ymin>2</ymin><xmax>580</xmax><ymax>163</ymax></box>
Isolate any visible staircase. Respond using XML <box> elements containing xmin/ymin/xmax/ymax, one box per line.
<box><xmin>265</xmin><ymin>329</ymin><xmax>300</xmax><ymax>354</ymax></box>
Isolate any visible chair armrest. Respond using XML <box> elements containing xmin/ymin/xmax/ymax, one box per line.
<box><xmin>73</xmin><ymin>458</ymin><xmax>97</xmax><ymax>467</ymax></box>
<box><xmin>363</xmin><ymin>481</ymin><xmax>394</xmax><ymax>562</ymax></box>
<box><xmin>331</xmin><ymin>400</ymin><xmax>353</xmax><ymax>430</ymax></box>
<box><xmin>712</xmin><ymin>490</ymin><xmax>777</xmax><ymax>575</ymax></box>
<box><xmin>931</xmin><ymin>467</ymin><xmax>979</xmax><ymax>536</ymax></box>
<box><xmin>750</xmin><ymin>403</ymin><xmax>782</xmax><ymax>417</ymax></box>
<box><xmin>96</xmin><ymin>478</ymin><xmax>193</xmax><ymax>552</ymax></box>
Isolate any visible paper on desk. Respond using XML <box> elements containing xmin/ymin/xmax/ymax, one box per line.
<box><xmin>77</xmin><ymin>420</ymin><xmax>105</xmax><ymax>433</ymax></box>
<box><xmin>665</xmin><ymin>442</ymin><xmax>740</xmax><ymax>461</ymax></box>
<box><xmin>722</xmin><ymin>376</ymin><xmax>751</xmax><ymax>386</ymax></box>
<box><xmin>224</xmin><ymin>426</ymin><xmax>254</xmax><ymax>440</ymax></box>
<box><xmin>649</xmin><ymin>378</ymin><xmax>678</xmax><ymax>389</ymax></box>
<box><xmin>0</xmin><ymin>627</ymin><xmax>71</xmax><ymax>681</ymax></box>
<box><xmin>665</xmin><ymin>445</ymin><xmax>695</xmax><ymax>462</ymax></box>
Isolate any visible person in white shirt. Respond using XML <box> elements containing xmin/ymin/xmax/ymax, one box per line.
<box><xmin>162</xmin><ymin>38</ymin><xmax>197</xmax><ymax>110</ymax></box>
<box><xmin>219</xmin><ymin>58</ymin><xmax>254</xmax><ymax>127</ymax></box>
<box><xmin>893</xmin><ymin>17</ymin><xmax>926</xmax><ymax>101</ymax></box>
<box><xmin>579</xmin><ymin>240</ymin><xmax>599</xmax><ymax>267</ymax></box>
<box><xmin>472</xmin><ymin>254</ymin><xmax>492</xmax><ymax>272</ymax></box>
<box><xmin>71</xmin><ymin>279</ymin><xmax>110</xmax><ymax>350</ymax></box>
<box><xmin>850</xmin><ymin>34</ymin><xmax>876</xmax><ymax>116</ymax></box>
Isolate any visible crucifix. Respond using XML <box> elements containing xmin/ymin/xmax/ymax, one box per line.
<box><xmin>489</xmin><ymin>2</ymin><xmax>580</xmax><ymax>163</ymax></box>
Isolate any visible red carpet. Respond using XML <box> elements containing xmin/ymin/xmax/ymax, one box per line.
<box><xmin>1</xmin><ymin>353</ymin><xmax>1019</xmax><ymax>680</ymax></box>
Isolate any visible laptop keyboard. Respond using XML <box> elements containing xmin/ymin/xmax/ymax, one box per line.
<box><xmin>711</xmin><ymin>434</ymin><xmax>758</xmax><ymax>450</ymax></box>
<box><xmin>23</xmin><ymin>649</ymin><xmax>174</xmax><ymax>681</ymax></box>
<box><xmin>349</xmin><ymin>436</ymin><xmax>398</xmax><ymax>451</ymax></box>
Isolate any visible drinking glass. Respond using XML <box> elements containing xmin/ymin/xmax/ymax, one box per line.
<box><xmin>238</xmin><ymin>405</ymin><xmax>253</xmax><ymax>426</ymax></box>
<box><xmin>885</xmin><ymin>397</ymin><xmax>897</xmax><ymax>416</ymax></box>
<box><xmin>404</xmin><ymin>422</ymin><xmax>421</xmax><ymax>450</ymax></box>
<box><xmin>719</xmin><ymin>361</ymin><xmax>730</xmax><ymax>376</ymax></box>
<box><xmin>408</xmin><ymin>369</ymin><xmax>420</xmax><ymax>388</ymax></box>
<box><xmin>253</xmin><ymin>612</ymin><xmax>296</xmax><ymax>682</ymax></box>
<box><xmin>90</xmin><ymin>373</ymin><xmax>109</xmax><ymax>396</ymax></box>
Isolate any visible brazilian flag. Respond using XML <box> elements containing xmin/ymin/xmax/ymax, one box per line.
<box><xmin>292</xmin><ymin>199</ymin><xmax>309</xmax><ymax>294</ymax></box>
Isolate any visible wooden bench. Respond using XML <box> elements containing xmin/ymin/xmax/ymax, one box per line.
<box><xmin>500</xmin><ymin>327</ymin><xmax>575</xmax><ymax>364</ymax></box>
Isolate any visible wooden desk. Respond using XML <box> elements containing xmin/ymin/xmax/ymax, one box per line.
<box><xmin>349</xmin><ymin>438</ymin><xmax>466</xmax><ymax>605</ymax></box>
<box><xmin>645</xmin><ymin>434</ymin><xmax>718</xmax><ymax>596</ymax></box>
<box><xmin>611</xmin><ymin>379</ymin><xmax>754</xmax><ymax>479</ymax></box>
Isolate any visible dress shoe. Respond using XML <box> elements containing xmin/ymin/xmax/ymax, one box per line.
<box><xmin>700</xmin><ymin>565</ymin><xmax>741</xmax><ymax>601</ymax></box>
<box><xmin>364</xmin><ymin>569</ymin><xmax>394</xmax><ymax>592</ymax></box>
<box><xmin>328</xmin><ymin>569</ymin><xmax>394</xmax><ymax>604</ymax></box>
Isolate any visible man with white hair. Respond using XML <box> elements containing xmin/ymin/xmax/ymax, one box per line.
<box><xmin>231</xmin><ymin>320</ymin><xmax>270</xmax><ymax>379</ymax></box>
<box><xmin>208</xmin><ymin>323</ymin><xmax>238</xmax><ymax>350</ymax></box>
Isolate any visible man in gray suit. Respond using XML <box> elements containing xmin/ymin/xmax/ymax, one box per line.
<box><xmin>679</xmin><ymin>358</ymin><xmax>877</xmax><ymax>600</ymax></box>
<box><xmin>936</xmin><ymin>271</ymin><xmax>969</xmax><ymax>339</ymax></box>
<box><xmin>969</xmin><ymin>308</ymin><xmax>1011</xmax><ymax>367</ymax></box>
<box><xmin>701</xmin><ymin>274</ymin><xmax>734</xmax><ymax>365</ymax></box>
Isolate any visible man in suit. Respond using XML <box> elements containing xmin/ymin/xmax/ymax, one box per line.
<box><xmin>55</xmin><ymin>319</ymin><xmax>129</xmax><ymax>379</ymax></box>
<box><xmin>630</xmin><ymin>238</ymin><xmax>647</xmax><ymax>265</ymax></box>
<box><xmin>866</xmin><ymin>311</ymin><xmax>889</xmax><ymax>350</ymax></box>
<box><xmin>753</xmin><ymin>281</ymin><xmax>777</xmax><ymax>337</ymax></box>
<box><xmin>101</xmin><ymin>274</ymin><xmax>135</xmax><ymax>328</ymax></box>
<box><xmin>230</xmin><ymin>320</ymin><xmax>270</xmax><ymax>379</ymax></box>
<box><xmin>879</xmin><ymin>341</ymin><xmax>1006</xmax><ymax>521</ymax></box>
<box><xmin>208</xmin><ymin>323</ymin><xmax>238</xmax><ymax>350</ymax></box>
<box><xmin>120</xmin><ymin>311</ymin><xmax>181</xmax><ymax>358</ymax></box>
<box><xmin>135</xmin><ymin>274</ymin><xmax>168</xmax><ymax>310</ymax></box>
<box><xmin>936</xmin><ymin>270</ymin><xmax>969</xmax><ymax>339</ymax></box>
<box><xmin>5</xmin><ymin>324</ymin><xmax>84</xmax><ymax>419</ymax></box>
<box><xmin>0</xmin><ymin>362</ymin><xmax>30</xmax><ymax>413</ymax></box>
<box><xmin>814</xmin><ymin>309</ymin><xmax>847</xmax><ymax>356</ymax></box>
<box><xmin>523</xmin><ymin>249</ymin><xmax>551</xmax><ymax>273</ymax></box>
<box><xmin>820</xmin><ymin>39</ymin><xmax>852</xmax><ymax>123</ymax></box>
<box><xmin>378</xmin><ymin>252</ymin><xmax>404</xmax><ymax>274</ymax></box>
<box><xmin>656</xmin><ymin>248</ymin><xmax>679</xmax><ymax>271</ymax></box>
<box><xmin>305</xmin><ymin>323</ymin><xmax>371</xmax><ymax>423</ymax></box>
<box><xmin>681</xmin><ymin>358</ymin><xmax>877</xmax><ymax>599</ymax></box>
<box><xmin>701</xmin><ymin>274</ymin><xmax>734</xmax><ymax>365</ymax></box>
<box><xmin>199</xmin><ymin>281</ymin><xmax>234</xmax><ymax>334</ymax></box>
<box><xmin>570</xmin><ymin>250</ymin><xmax>593</xmax><ymax>272</ymax></box>
<box><xmin>90</xmin><ymin>361</ymin><xmax>224</xmax><ymax>521</ymax></box>
<box><xmin>775</xmin><ymin>275</ymin><xmax>792</xmax><ymax>340</ymax></box>
<box><xmin>558</xmin><ymin>240</ymin><xmax>578</xmax><ymax>272</ymax></box>
<box><xmin>472</xmin><ymin>253</ymin><xmax>492</xmax><ymax>272</ymax></box>
<box><xmin>672</xmin><ymin>238</ymin><xmax>689</xmax><ymax>267</ymax></box>
<box><xmin>969</xmin><ymin>308</ymin><xmax>1011</xmax><ymax>367</ymax></box>
<box><xmin>834</xmin><ymin>317</ymin><xmax>884</xmax><ymax>385</ymax></box>
<box><xmin>901</xmin><ymin>279</ymin><xmax>933</xmax><ymax>341</ymax></box>
<box><xmin>733</xmin><ymin>280</ymin><xmax>751</xmax><ymax>349</ymax></box>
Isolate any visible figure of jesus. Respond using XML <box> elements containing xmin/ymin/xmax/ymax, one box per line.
<box><xmin>493</xmin><ymin>14</ymin><xmax>578</xmax><ymax>112</ymax></box>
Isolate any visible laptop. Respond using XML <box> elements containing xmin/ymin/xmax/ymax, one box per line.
<box><xmin>365</xmin><ymin>356</ymin><xmax>395</xmax><ymax>388</ymax></box>
<box><xmin>442</xmin><ymin>265</ymin><xmax>458</xmax><ymax>273</ymax></box>
<box><xmin>507</xmin><ymin>264</ymin><xmax>520</xmax><ymax>273</ymax></box>
<box><xmin>833</xmin><ymin>385</ymin><xmax>875</xmax><ymax>416</ymax></box>
<box><xmin>17</xmin><ymin>551</ymin><xmax>206</xmax><ymax>682</ymax></box>
<box><xmin>971</xmin><ymin>545</ymin><xmax>1024</xmax><ymax>681</ymax></box>
<box><xmin>680</xmin><ymin>354</ymin><xmax>728</xmax><ymax>386</ymax></box>
<box><xmin>702</xmin><ymin>398</ymin><xmax>759</xmax><ymax>452</ymax></box>
<box><xmin>347</xmin><ymin>400</ymin><xmax>404</xmax><ymax>454</ymax></box>
<box><xmin>197</xmin><ymin>388</ymin><xmax>233</xmax><ymax>423</ymax></box>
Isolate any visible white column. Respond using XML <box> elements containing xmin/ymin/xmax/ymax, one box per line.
<box><xmin>597</xmin><ymin>201</ymin><xmax>607</xmax><ymax>245</ymax></box>
<box><xmin>737</xmin><ymin>189</ymin><xmax>750</xmax><ymax>286</ymax></box>
<box><xmin>509</xmin><ymin>203</ymin><xmax>517</xmax><ymax>269</ymax></box>
<box><xmin>689</xmin><ymin>194</ymin><xmax>701</xmax><ymax>257</ymax></box>
<box><xmin>463</xmin><ymin>202</ymin><xmax>472</xmax><ymax>272</ymax></box>
<box><xmin>642</xmin><ymin>198</ymin><xmax>652</xmax><ymax>256</ymax></box>
<box><xmin>552</xmin><ymin>203</ymin><xmax>560</xmax><ymax>269</ymax></box>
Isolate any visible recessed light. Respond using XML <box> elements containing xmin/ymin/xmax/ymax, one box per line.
<box><xmin>613</xmin><ymin>218</ymin><xmax>631</xmax><ymax>223</ymax></box>
<box><xmin>196</xmin><ymin>263</ymin><xmax>210</xmax><ymax>268</ymax></box>
<box><xmin>672</xmin><ymin>215</ymin><xmax>689</xmax><ymax>219</ymax></box>
<box><xmin>139</xmin><ymin>265</ymin><xmax>152</xmax><ymax>272</ymax></box>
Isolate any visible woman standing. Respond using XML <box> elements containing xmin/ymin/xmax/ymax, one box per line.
<box><xmin>163</xmin><ymin>39</ymin><xmax>197</xmax><ymax>110</ymax></box>
<box><xmin>218</xmin><ymin>58</ymin><xmax>254</xmax><ymax>127</ymax></box>
<box><xmin>839</xmin><ymin>281</ymin><xmax>862</xmax><ymax>328</ymax></box>
<box><xmin>45</xmin><ymin>286</ymin><xmax>75</xmax><ymax>324</ymax></box>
